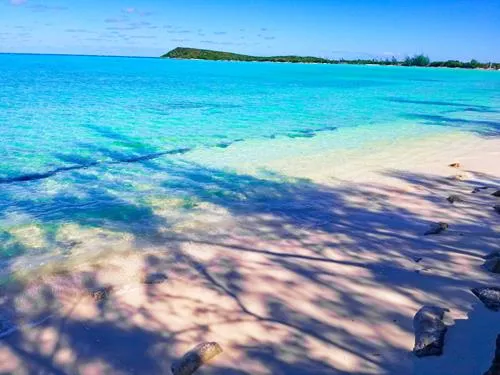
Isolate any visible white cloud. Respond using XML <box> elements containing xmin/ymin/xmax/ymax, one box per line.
<box><xmin>10</xmin><ymin>0</ymin><xmax>27</xmax><ymax>5</ymax></box>
<box><xmin>121</xmin><ymin>7</ymin><xmax>153</xmax><ymax>16</ymax></box>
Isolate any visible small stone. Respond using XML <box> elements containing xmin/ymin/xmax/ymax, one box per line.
<box><xmin>447</xmin><ymin>195</ymin><xmax>464</xmax><ymax>204</ymax></box>
<box><xmin>471</xmin><ymin>287</ymin><xmax>500</xmax><ymax>311</ymax></box>
<box><xmin>492</xmin><ymin>190</ymin><xmax>500</xmax><ymax>197</ymax></box>
<box><xmin>413</xmin><ymin>257</ymin><xmax>423</xmax><ymax>263</ymax></box>
<box><xmin>472</xmin><ymin>186</ymin><xmax>489</xmax><ymax>193</ymax></box>
<box><xmin>484</xmin><ymin>335</ymin><xmax>500</xmax><ymax>375</ymax></box>
<box><xmin>90</xmin><ymin>286</ymin><xmax>113</xmax><ymax>302</ymax></box>
<box><xmin>449</xmin><ymin>162</ymin><xmax>461</xmax><ymax>168</ymax></box>
<box><xmin>143</xmin><ymin>272</ymin><xmax>168</xmax><ymax>285</ymax></box>
<box><xmin>413</xmin><ymin>306</ymin><xmax>449</xmax><ymax>357</ymax></box>
<box><xmin>484</xmin><ymin>258</ymin><xmax>500</xmax><ymax>274</ymax></box>
<box><xmin>424</xmin><ymin>222</ymin><xmax>448</xmax><ymax>235</ymax></box>
<box><xmin>172</xmin><ymin>342</ymin><xmax>223</xmax><ymax>375</ymax></box>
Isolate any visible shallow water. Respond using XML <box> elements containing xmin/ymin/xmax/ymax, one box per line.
<box><xmin>0</xmin><ymin>54</ymin><xmax>499</xmax><ymax>276</ymax></box>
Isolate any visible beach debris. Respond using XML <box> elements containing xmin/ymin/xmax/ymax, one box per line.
<box><xmin>472</xmin><ymin>186</ymin><xmax>490</xmax><ymax>193</ymax></box>
<box><xmin>447</xmin><ymin>194</ymin><xmax>464</xmax><ymax>204</ymax></box>
<box><xmin>493</xmin><ymin>190</ymin><xmax>500</xmax><ymax>197</ymax></box>
<box><xmin>413</xmin><ymin>306</ymin><xmax>449</xmax><ymax>357</ymax></box>
<box><xmin>413</xmin><ymin>257</ymin><xmax>423</xmax><ymax>263</ymax></box>
<box><xmin>90</xmin><ymin>286</ymin><xmax>113</xmax><ymax>302</ymax></box>
<box><xmin>484</xmin><ymin>335</ymin><xmax>500</xmax><ymax>375</ymax></box>
<box><xmin>448</xmin><ymin>162</ymin><xmax>461</xmax><ymax>168</ymax></box>
<box><xmin>171</xmin><ymin>342</ymin><xmax>223</xmax><ymax>375</ymax></box>
<box><xmin>471</xmin><ymin>287</ymin><xmax>500</xmax><ymax>311</ymax></box>
<box><xmin>424</xmin><ymin>222</ymin><xmax>448</xmax><ymax>235</ymax></box>
<box><xmin>143</xmin><ymin>272</ymin><xmax>168</xmax><ymax>285</ymax></box>
<box><xmin>494</xmin><ymin>205</ymin><xmax>500</xmax><ymax>215</ymax></box>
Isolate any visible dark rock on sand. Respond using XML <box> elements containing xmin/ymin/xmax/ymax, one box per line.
<box><xmin>90</xmin><ymin>286</ymin><xmax>113</xmax><ymax>302</ymax></box>
<box><xmin>447</xmin><ymin>195</ymin><xmax>464</xmax><ymax>204</ymax></box>
<box><xmin>472</xmin><ymin>287</ymin><xmax>500</xmax><ymax>311</ymax></box>
<box><xmin>473</xmin><ymin>186</ymin><xmax>490</xmax><ymax>193</ymax></box>
<box><xmin>172</xmin><ymin>342</ymin><xmax>223</xmax><ymax>375</ymax></box>
<box><xmin>449</xmin><ymin>162</ymin><xmax>461</xmax><ymax>168</ymax></box>
<box><xmin>143</xmin><ymin>272</ymin><xmax>168</xmax><ymax>285</ymax></box>
<box><xmin>492</xmin><ymin>190</ymin><xmax>500</xmax><ymax>197</ymax></box>
<box><xmin>484</xmin><ymin>335</ymin><xmax>500</xmax><ymax>375</ymax></box>
<box><xmin>413</xmin><ymin>306</ymin><xmax>449</xmax><ymax>357</ymax></box>
<box><xmin>484</xmin><ymin>257</ymin><xmax>500</xmax><ymax>274</ymax></box>
<box><xmin>424</xmin><ymin>222</ymin><xmax>448</xmax><ymax>235</ymax></box>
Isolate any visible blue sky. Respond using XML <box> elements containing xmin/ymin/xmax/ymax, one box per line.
<box><xmin>0</xmin><ymin>0</ymin><xmax>499</xmax><ymax>60</ymax></box>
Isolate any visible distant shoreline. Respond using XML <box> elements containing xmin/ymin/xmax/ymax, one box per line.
<box><xmin>1</xmin><ymin>51</ymin><xmax>499</xmax><ymax>71</ymax></box>
<box><xmin>165</xmin><ymin>57</ymin><xmax>499</xmax><ymax>70</ymax></box>
<box><xmin>162</xmin><ymin>47</ymin><xmax>500</xmax><ymax>70</ymax></box>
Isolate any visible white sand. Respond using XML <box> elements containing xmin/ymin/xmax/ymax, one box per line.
<box><xmin>1</xmin><ymin>131</ymin><xmax>499</xmax><ymax>375</ymax></box>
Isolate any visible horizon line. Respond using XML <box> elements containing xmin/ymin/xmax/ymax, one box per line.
<box><xmin>0</xmin><ymin>52</ymin><xmax>158</xmax><ymax>59</ymax></box>
<box><xmin>1</xmin><ymin>50</ymin><xmax>499</xmax><ymax>65</ymax></box>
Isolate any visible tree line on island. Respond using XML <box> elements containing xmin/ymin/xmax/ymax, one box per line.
<box><xmin>162</xmin><ymin>47</ymin><xmax>500</xmax><ymax>70</ymax></box>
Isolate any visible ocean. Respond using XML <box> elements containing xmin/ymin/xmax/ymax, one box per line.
<box><xmin>0</xmin><ymin>53</ymin><xmax>499</xmax><ymax>277</ymax></box>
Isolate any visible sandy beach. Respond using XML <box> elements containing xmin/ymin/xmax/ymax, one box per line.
<box><xmin>1</xmin><ymin>131</ymin><xmax>499</xmax><ymax>375</ymax></box>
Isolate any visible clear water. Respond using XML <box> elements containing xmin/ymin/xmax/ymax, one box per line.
<box><xmin>0</xmin><ymin>54</ymin><xmax>499</xmax><ymax>273</ymax></box>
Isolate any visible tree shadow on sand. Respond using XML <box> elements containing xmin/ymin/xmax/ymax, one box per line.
<box><xmin>0</xmin><ymin>151</ymin><xmax>499</xmax><ymax>374</ymax></box>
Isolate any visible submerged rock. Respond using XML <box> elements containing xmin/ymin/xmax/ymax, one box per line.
<box><xmin>413</xmin><ymin>306</ymin><xmax>449</xmax><ymax>357</ymax></box>
<box><xmin>172</xmin><ymin>342</ymin><xmax>223</xmax><ymax>375</ymax></box>
<box><xmin>492</xmin><ymin>190</ymin><xmax>500</xmax><ymax>197</ymax></box>
<box><xmin>472</xmin><ymin>287</ymin><xmax>500</xmax><ymax>311</ymax></box>
<box><xmin>143</xmin><ymin>272</ymin><xmax>168</xmax><ymax>285</ymax></box>
<box><xmin>424</xmin><ymin>222</ymin><xmax>448</xmax><ymax>235</ymax></box>
<box><xmin>484</xmin><ymin>335</ymin><xmax>500</xmax><ymax>375</ymax></box>
<box><xmin>494</xmin><ymin>205</ymin><xmax>500</xmax><ymax>215</ymax></box>
<box><xmin>447</xmin><ymin>195</ymin><xmax>464</xmax><ymax>204</ymax></box>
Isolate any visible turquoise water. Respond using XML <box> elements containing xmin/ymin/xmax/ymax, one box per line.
<box><xmin>0</xmin><ymin>54</ymin><xmax>499</xmax><ymax>272</ymax></box>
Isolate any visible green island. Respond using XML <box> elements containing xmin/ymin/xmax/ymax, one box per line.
<box><xmin>162</xmin><ymin>47</ymin><xmax>500</xmax><ymax>70</ymax></box>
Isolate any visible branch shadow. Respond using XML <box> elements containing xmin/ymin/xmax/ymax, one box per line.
<box><xmin>0</xmin><ymin>135</ymin><xmax>499</xmax><ymax>374</ymax></box>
